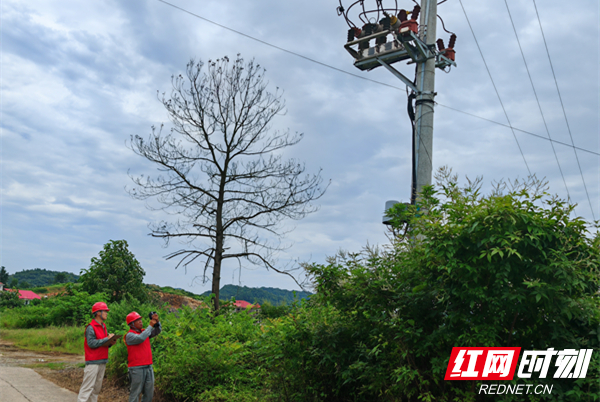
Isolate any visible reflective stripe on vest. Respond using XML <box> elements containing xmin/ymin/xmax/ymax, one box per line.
<box><xmin>125</xmin><ymin>328</ymin><xmax>153</xmax><ymax>367</ymax></box>
<box><xmin>84</xmin><ymin>320</ymin><xmax>109</xmax><ymax>361</ymax></box>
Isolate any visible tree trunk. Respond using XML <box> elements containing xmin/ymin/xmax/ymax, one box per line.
<box><xmin>212</xmin><ymin>247</ymin><xmax>222</xmax><ymax>310</ymax></box>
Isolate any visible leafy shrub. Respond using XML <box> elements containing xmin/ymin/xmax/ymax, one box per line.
<box><xmin>0</xmin><ymin>289</ymin><xmax>22</xmax><ymax>309</ymax></box>
<box><xmin>107</xmin><ymin>301</ymin><xmax>268</xmax><ymax>400</ymax></box>
<box><xmin>0</xmin><ymin>287</ymin><xmax>108</xmax><ymax>328</ymax></box>
<box><xmin>264</xmin><ymin>173</ymin><xmax>600</xmax><ymax>401</ymax></box>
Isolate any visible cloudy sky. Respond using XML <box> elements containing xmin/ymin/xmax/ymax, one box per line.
<box><xmin>2</xmin><ymin>0</ymin><xmax>598</xmax><ymax>293</ymax></box>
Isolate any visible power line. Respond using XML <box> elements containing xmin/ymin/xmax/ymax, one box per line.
<box><xmin>532</xmin><ymin>0</ymin><xmax>596</xmax><ymax>220</ymax></box>
<box><xmin>458</xmin><ymin>0</ymin><xmax>531</xmax><ymax>176</ymax></box>
<box><xmin>156</xmin><ymin>0</ymin><xmax>402</xmax><ymax>92</ymax></box>
<box><xmin>503</xmin><ymin>0</ymin><xmax>571</xmax><ymax>203</ymax></box>
<box><xmin>155</xmin><ymin>0</ymin><xmax>600</xmax><ymax>161</ymax></box>
<box><xmin>435</xmin><ymin>104</ymin><xmax>599</xmax><ymax>156</ymax></box>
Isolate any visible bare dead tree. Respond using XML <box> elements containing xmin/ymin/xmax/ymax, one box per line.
<box><xmin>129</xmin><ymin>56</ymin><xmax>327</xmax><ymax>309</ymax></box>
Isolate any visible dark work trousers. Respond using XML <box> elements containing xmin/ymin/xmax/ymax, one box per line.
<box><xmin>128</xmin><ymin>365</ymin><xmax>154</xmax><ymax>402</ymax></box>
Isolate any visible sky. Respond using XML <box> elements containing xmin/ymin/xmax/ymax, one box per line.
<box><xmin>1</xmin><ymin>0</ymin><xmax>598</xmax><ymax>294</ymax></box>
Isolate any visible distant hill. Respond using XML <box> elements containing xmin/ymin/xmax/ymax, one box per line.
<box><xmin>8</xmin><ymin>268</ymin><xmax>79</xmax><ymax>287</ymax></box>
<box><xmin>202</xmin><ymin>285</ymin><xmax>311</xmax><ymax>305</ymax></box>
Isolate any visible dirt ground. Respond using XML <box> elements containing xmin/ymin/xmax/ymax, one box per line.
<box><xmin>0</xmin><ymin>338</ymin><xmax>172</xmax><ymax>401</ymax></box>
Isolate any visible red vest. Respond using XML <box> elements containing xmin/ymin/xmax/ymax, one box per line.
<box><xmin>124</xmin><ymin>328</ymin><xmax>153</xmax><ymax>367</ymax></box>
<box><xmin>84</xmin><ymin>320</ymin><xmax>109</xmax><ymax>361</ymax></box>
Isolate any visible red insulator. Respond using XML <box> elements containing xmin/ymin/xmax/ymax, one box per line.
<box><xmin>444</xmin><ymin>48</ymin><xmax>456</xmax><ymax>61</ymax></box>
<box><xmin>411</xmin><ymin>5</ymin><xmax>421</xmax><ymax>21</ymax></box>
<box><xmin>398</xmin><ymin>9</ymin><xmax>408</xmax><ymax>22</ymax></box>
<box><xmin>399</xmin><ymin>19</ymin><xmax>418</xmax><ymax>35</ymax></box>
<box><xmin>448</xmin><ymin>34</ymin><xmax>457</xmax><ymax>49</ymax></box>
<box><xmin>437</xmin><ymin>39</ymin><xmax>445</xmax><ymax>51</ymax></box>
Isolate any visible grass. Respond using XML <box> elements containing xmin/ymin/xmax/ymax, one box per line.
<box><xmin>30</xmin><ymin>283</ymin><xmax>71</xmax><ymax>294</ymax></box>
<box><xmin>1</xmin><ymin>326</ymin><xmax>85</xmax><ymax>355</ymax></box>
<box><xmin>25</xmin><ymin>362</ymin><xmax>86</xmax><ymax>370</ymax></box>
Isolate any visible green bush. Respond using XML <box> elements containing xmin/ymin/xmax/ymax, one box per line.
<box><xmin>281</xmin><ymin>174</ymin><xmax>600</xmax><ymax>402</ymax></box>
<box><xmin>107</xmin><ymin>301</ymin><xmax>268</xmax><ymax>400</ymax></box>
<box><xmin>0</xmin><ymin>289</ymin><xmax>21</xmax><ymax>309</ymax></box>
<box><xmin>0</xmin><ymin>287</ymin><xmax>108</xmax><ymax>329</ymax></box>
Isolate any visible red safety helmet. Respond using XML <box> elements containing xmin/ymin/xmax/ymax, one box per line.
<box><xmin>91</xmin><ymin>302</ymin><xmax>110</xmax><ymax>314</ymax></box>
<box><xmin>126</xmin><ymin>311</ymin><xmax>142</xmax><ymax>325</ymax></box>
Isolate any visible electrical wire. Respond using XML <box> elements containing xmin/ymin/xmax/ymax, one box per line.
<box><xmin>532</xmin><ymin>0</ymin><xmax>596</xmax><ymax>220</ymax></box>
<box><xmin>435</xmin><ymin>104</ymin><xmax>599</xmax><ymax>156</ymax></box>
<box><xmin>503</xmin><ymin>0</ymin><xmax>572</xmax><ymax>203</ymax></box>
<box><xmin>437</xmin><ymin>14</ymin><xmax>455</xmax><ymax>35</ymax></box>
<box><xmin>156</xmin><ymin>0</ymin><xmax>401</xmax><ymax>91</ymax></box>
<box><xmin>155</xmin><ymin>0</ymin><xmax>600</xmax><ymax>160</ymax></box>
<box><xmin>458</xmin><ymin>0</ymin><xmax>531</xmax><ymax>176</ymax></box>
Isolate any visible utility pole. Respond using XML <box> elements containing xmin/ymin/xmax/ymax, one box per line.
<box><xmin>413</xmin><ymin>0</ymin><xmax>437</xmax><ymax>202</ymax></box>
<box><xmin>337</xmin><ymin>0</ymin><xmax>455</xmax><ymax>219</ymax></box>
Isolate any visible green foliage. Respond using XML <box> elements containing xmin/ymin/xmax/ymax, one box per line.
<box><xmin>202</xmin><ymin>285</ymin><xmax>311</xmax><ymax>306</ymax></box>
<box><xmin>0</xmin><ymin>266</ymin><xmax>8</xmax><ymax>284</ymax></box>
<box><xmin>0</xmin><ymin>286</ymin><xmax>108</xmax><ymax>329</ymax></box>
<box><xmin>147</xmin><ymin>284</ymin><xmax>204</xmax><ymax>300</ymax></box>
<box><xmin>7</xmin><ymin>268</ymin><xmax>79</xmax><ymax>287</ymax></box>
<box><xmin>259</xmin><ymin>302</ymin><xmax>293</xmax><ymax>319</ymax></box>
<box><xmin>0</xmin><ymin>289</ymin><xmax>21</xmax><ymax>309</ymax></box>
<box><xmin>80</xmin><ymin>240</ymin><xmax>147</xmax><ymax>303</ymax></box>
<box><xmin>54</xmin><ymin>272</ymin><xmax>68</xmax><ymax>284</ymax></box>
<box><xmin>0</xmin><ymin>326</ymin><xmax>85</xmax><ymax>355</ymax></box>
<box><xmin>279</xmin><ymin>172</ymin><xmax>600</xmax><ymax>401</ymax></box>
<box><xmin>107</xmin><ymin>302</ymin><xmax>267</xmax><ymax>400</ymax></box>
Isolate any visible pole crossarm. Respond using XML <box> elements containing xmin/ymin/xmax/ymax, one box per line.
<box><xmin>375</xmin><ymin>57</ymin><xmax>419</xmax><ymax>93</ymax></box>
<box><xmin>345</xmin><ymin>29</ymin><xmax>455</xmax><ymax>71</ymax></box>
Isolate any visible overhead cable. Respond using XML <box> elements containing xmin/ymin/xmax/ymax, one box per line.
<box><xmin>155</xmin><ymin>0</ymin><xmax>600</xmax><ymax>159</ymax></box>
<box><xmin>458</xmin><ymin>0</ymin><xmax>531</xmax><ymax>176</ymax></box>
<box><xmin>532</xmin><ymin>0</ymin><xmax>596</xmax><ymax>220</ymax></box>
<box><xmin>503</xmin><ymin>0</ymin><xmax>571</xmax><ymax>203</ymax></box>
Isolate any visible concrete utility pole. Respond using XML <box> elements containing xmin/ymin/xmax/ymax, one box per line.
<box><xmin>339</xmin><ymin>0</ymin><xmax>455</xmax><ymax>217</ymax></box>
<box><xmin>413</xmin><ymin>0</ymin><xmax>437</xmax><ymax>201</ymax></box>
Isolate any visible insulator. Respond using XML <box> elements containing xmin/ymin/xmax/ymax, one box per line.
<box><xmin>363</xmin><ymin>23</ymin><xmax>374</xmax><ymax>35</ymax></box>
<box><xmin>359</xmin><ymin>39</ymin><xmax>370</xmax><ymax>50</ymax></box>
<box><xmin>448</xmin><ymin>34</ymin><xmax>457</xmax><ymax>49</ymax></box>
<box><xmin>347</xmin><ymin>28</ymin><xmax>355</xmax><ymax>42</ymax></box>
<box><xmin>390</xmin><ymin>15</ymin><xmax>401</xmax><ymax>29</ymax></box>
<box><xmin>411</xmin><ymin>5</ymin><xmax>421</xmax><ymax>21</ymax></box>
<box><xmin>380</xmin><ymin>17</ymin><xmax>391</xmax><ymax>30</ymax></box>
<box><xmin>437</xmin><ymin>39</ymin><xmax>445</xmax><ymax>51</ymax></box>
<box><xmin>376</xmin><ymin>35</ymin><xmax>387</xmax><ymax>45</ymax></box>
<box><xmin>398</xmin><ymin>9</ymin><xmax>408</xmax><ymax>22</ymax></box>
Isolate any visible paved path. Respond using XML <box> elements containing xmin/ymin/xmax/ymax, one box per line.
<box><xmin>0</xmin><ymin>366</ymin><xmax>78</xmax><ymax>402</ymax></box>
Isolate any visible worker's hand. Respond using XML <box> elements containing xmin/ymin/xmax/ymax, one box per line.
<box><xmin>149</xmin><ymin>319</ymin><xmax>158</xmax><ymax>327</ymax></box>
<box><xmin>107</xmin><ymin>333</ymin><xmax>115</xmax><ymax>339</ymax></box>
<box><xmin>151</xmin><ymin>313</ymin><xmax>159</xmax><ymax>322</ymax></box>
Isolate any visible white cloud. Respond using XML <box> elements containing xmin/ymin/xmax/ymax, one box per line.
<box><xmin>1</xmin><ymin>0</ymin><xmax>598</xmax><ymax>292</ymax></box>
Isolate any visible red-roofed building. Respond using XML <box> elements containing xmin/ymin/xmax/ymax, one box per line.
<box><xmin>5</xmin><ymin>289</ymin><xmax>41</xmax><ymax>305</ymax></box>
<box><xmin>233</xmin><ymin>300</ymin><xmax>260</xmax><ymax>313</ymax></box>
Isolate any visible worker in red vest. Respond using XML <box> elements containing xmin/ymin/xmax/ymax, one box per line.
<box><xmin>77</xmin><ymin>302</ymin><xmax>117</xmax><ymax>402</ymax></box>
<box><xmin>124</xmin><ymin>311</ymin><xmax>162</xmax><ymax>402</ymax></box>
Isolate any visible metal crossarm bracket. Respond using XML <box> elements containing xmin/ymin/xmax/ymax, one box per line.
<box><xmin>375</xmin><ymin>57</ymin><xmax>418</xmax><ymax>93</ymax></box>
<box><xmin>345</xmin><ymin>28</ymin><xmax>456</xmax><ymax>72</ymax></box>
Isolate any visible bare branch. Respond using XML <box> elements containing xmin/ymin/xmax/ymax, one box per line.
<box><xmin>129</xmin><ymin>56</ymin><xmax>326</xmax><ymax>308</ymax></box>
